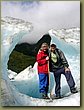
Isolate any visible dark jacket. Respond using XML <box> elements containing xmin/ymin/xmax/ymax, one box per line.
<box><xmin>49</xmin><ymin>48</ymin><xmax>69</xmax><ymax>72</ymax></box>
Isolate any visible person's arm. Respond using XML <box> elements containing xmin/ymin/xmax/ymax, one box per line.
<box><xmin>59</xmin><ymin>49</ymin><xmax>71</xmax><ymax>72</ymax></box>
<box><xmin>59</xmin><ymin>49</ymin><xmax>69</xmax><ymax>68</ymax></box>
<box><xmin>37</xmin><ymin>52</ymin><xmax>48</xmax><ymax>66</ymax></box>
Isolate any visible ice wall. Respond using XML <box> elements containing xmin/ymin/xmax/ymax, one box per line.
<box><xmin>1</xmin><ymin>17</ymin><xmax>34</xmax><ymax>106</ymax></box>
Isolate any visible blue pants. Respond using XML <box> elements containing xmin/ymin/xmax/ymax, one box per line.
<box><xmin>53</xmin><ymin>67</ymin><xmax>75</xmax><ymax>96</ymax></box>
<box><xmin>38</xmin><ymin>73</ymin><xmax>49</xmax><ymax>94</ymax></box>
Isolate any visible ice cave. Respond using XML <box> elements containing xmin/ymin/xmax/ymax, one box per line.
<box><xmin>1</xmin><ymin>17</ymin><xmax>80</xmax><ymax>106</ymax></box>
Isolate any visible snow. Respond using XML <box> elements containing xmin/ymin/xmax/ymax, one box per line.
<box><xmin>1</xmin><ymin>16</ymin><xmax>80</xmax><ymax>106</ymax></box>
<box><xmin>8</xmin><ymin>69</ymin><xmax>17</xmax><ymax>80</ymax></box>
<box><xmin>48</xmin><ymin>28</ymin><xmax>80</xmax><ymax>46</ymax></box>
<box><xmin>14</xmin><ymin>65</ymin><xmax>35</xmax><ymax>80</ymax></box>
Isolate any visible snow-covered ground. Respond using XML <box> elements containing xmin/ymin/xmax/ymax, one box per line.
<box><xmin>1</xmin><ymin>16</ymin><xmax>80</xmax><ymax>106</ymax></box>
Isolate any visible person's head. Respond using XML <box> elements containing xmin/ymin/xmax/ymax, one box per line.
<box><xmin>41</xmin><ymin>43</ymin><xmax>49</xmax><ymax>52</ymax></box>
<box><xmin>50</xmin><ymin>44</ymin><xmax>56</xmax><ymax>52</ymax></box>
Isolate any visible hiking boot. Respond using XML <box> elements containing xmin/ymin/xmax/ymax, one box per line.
<box><xmin>71</xmin><ymin>88</ymin><xmax>78</xmax><ymax>94</ymax></box>
<box><xmin>40</xmin><ymin>93</ymin><xmax>47</xmax><ymax>99</ymax></box>
<box><xmin>40</xmin><ymin>93</ymin><xmax>50</xmax><ymax>99</ymax></box>
<box><xmin>45</xmin><ymin>95</ymin><xmax>50</xmax><ymax>99</ymax></box>
<box><xmin>54</xmin><ymin>95</ymin><xmax>62</xmax><ymax>99</ymax></box>
<box><xmin>51</xmin><ymin>94</ymin><xmax>61</xmax><ymax>99</ymax></box>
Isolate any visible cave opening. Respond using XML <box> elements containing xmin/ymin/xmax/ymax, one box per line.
<box><xmin>7</xmin><ymin>34</ymin><xmax>54</xmax><ymax>98</ymax></box>
<box><xmin>7</xmin><ymin>34</ymin><xmax>51</xmax><ymax>73</ymax></box>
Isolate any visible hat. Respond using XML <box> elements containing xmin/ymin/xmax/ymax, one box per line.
<box><xmin>50</xmin><ymin>44</ymin><xmax>56</xmax><ymax>48</ymax></box>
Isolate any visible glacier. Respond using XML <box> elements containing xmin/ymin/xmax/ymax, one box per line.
<box><xmin>1</xmin><ymin>16</ymin><xmax>80</xmax><ymax>106</ymax></box>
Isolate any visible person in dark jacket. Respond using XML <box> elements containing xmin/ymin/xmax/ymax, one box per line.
<box><xmin>49</xmin><ymin>44</ymin><xmax>78</xmax><ymax>99</ymax></box>
<box><xmin>36</xmin><ymin>43</ymin><xmax>50</xmax><ymax>99</ymax></box>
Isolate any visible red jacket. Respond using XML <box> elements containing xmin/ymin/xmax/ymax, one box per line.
<box><xmin>36</xmin><ymin>50</ymin><xmax>48</xmax><ymax>74</ymax></box>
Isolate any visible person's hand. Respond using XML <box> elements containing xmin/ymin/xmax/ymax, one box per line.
<box><xmin>65</xmin><ymin>67</ymin><xmax>70</xmax><ymax>73</ymax></box>
<box><xmin>46</xmin><ymin>56</ymin><xmax>49</xmax><ymax>61</ymax></box>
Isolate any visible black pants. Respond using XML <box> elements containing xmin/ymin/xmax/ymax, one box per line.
<box><xmin>53</xmin><ymin>67</ymin><xmax>75</xmax><ymax>96</ymax></box>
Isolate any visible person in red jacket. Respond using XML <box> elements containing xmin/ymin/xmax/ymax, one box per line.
<box><xmin>36</xmin><ymin>43</ymin><xmax>50</xmax><ymax>99</ymax></box>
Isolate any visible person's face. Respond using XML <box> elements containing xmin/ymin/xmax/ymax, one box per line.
<box><xmin>50</xmin><ymin>47</ymin><xmax>56</xmax><ymax>52</ymax></box>
<box><xmin>42</xmin><ymin>45</ymin><xmax>48</xmax><ymax>52</ymax></box>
